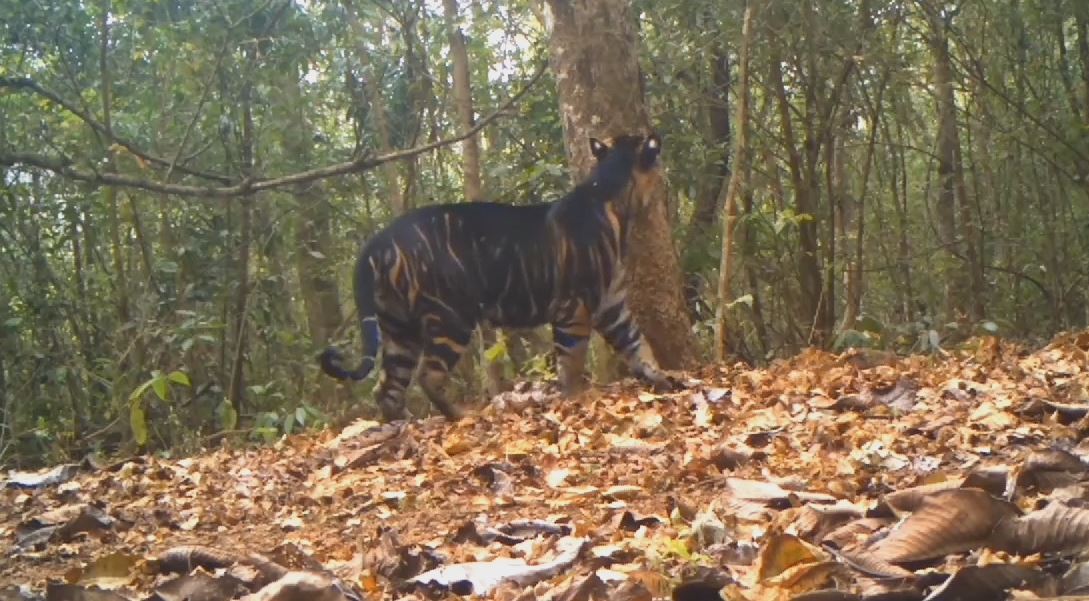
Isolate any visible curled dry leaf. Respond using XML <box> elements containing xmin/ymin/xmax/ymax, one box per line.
<box><xmin>5</xmin><ymin>463</ymin><xmax>81</xmax><ymax>489</ymax></box>
<box><xmin>1061</xmin><ymin>562</ymin><xmax>1089</xmax><ymax>595</ymax></box>
<box><xmin>1010</xmin><ymin>448</ymin><xmax>1089</xmax><ymax>494</ymax></box>
<box><xmin>828</xmin><ymin>546</ymin><xmax>914</xmax><ymax>580</ymax></box>
<box><xmin>556</xmin><ymin>574</ymin><xmax>609</xmax><ymax>601</ymax></box>
<box><xmin>725</xmin><ymin>478</ymin><xmax>836</xmax><ymax>507</ymax></box>
<box><xmin>15</xmin><ymin>504</ymin><xmax>114</xmax><ymax>550</ymax></box>
<box><xmin>759</xmin><ymin>561</ymin><xmax>844</xmax><ymax>598</ymax></box>
<box><xmin>785</xmin><ymin>501</ymin><xmax>867</xmax><ymax>542</ymax></box>
<box><xmin>407</xmin><ymin>536</ymin><xmax>587</xmax><ymax>596</ymax></box>
<box><xmin>853</xmin><ymin>577</ymin><xmax>923</xmax><ymax>600</ymax></box>
<box><xmin>881</xmin><ymin>479</ymin><xmax>965</xmax><ymax>517</ymax></box>
<box><xmin>991</xmin><ymin>501</ymin><xmax>1089</xmax><ymax>556</ymax></box>
<box><xmin>757</xmin><ymin>534</ymin><xmax>829</xmax><ymax>582</ymax></box>
<box><xmin>239</xmin><ymin>571</ymin><xmax>358</xmax><ymax>601</ymax></box>
<box><xmin>821</xmin><ymin>518</ymin><xmax>893</xmax><ymax>551</ymax></box>
<box><xmin>872</xmin><ymin>489</ymin><xmax>1019</xmax><ymax>563</ymax></box>
<box><xmin>921</xmin><ymin>564</ymin><xmax>1051</xmax><ymax>601</ymax></box>
<box><xmin>152</xmin><ymin>572</ymin><xmax>248</xmax><ymax>601</ymax></box>
<box><xmin>611</xmin><ymin>579</ymin><xmax>653</xmax><ymax>601</ymax></box>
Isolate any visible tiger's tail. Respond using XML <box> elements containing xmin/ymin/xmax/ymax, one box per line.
<box><xmin>319</xmin><ymin>256</ymin><xmax>381</xmax><ymax>381</ymax></box>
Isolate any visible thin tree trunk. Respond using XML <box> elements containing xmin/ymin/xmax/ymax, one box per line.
<box><xmin>714</xmin><ymin>4</ymin><xmax>753</xmax><ymax>362</ymax></box>
<box><xmin>443</xmin><ymin>0</ymin><xmax>506</xmax><ymax>396</ymax></box>
<box><xmin>927</xmin><ymin>6</ymin><xmax>984</xmax><ymax>323</ymax></box>
<box><xmin>228</xmin><ymin>50</ymin><xmax>256</xmax><ymax>415</ymax></box>
<box><xmin>545</xmin><ymin>0</ymin><xmax>695</xmax><ymax>371</ymax></box>
<box><xmin>1076</xmin><ymin>1</ymin><xmax>1089</xmax><ymax>121</ymax></box>
<box><xmin>687</xmin><ymin>29</ymin><xmax>731</xmax><ymax>238</ymax></box>
<box><xmin>126</xmin><ymin>193</ymin><xmax>155</xmax><ymax>291</ymax></box>
<box><xmin>99</xmin><ymin>4</ymin><xmax>129</xmax><ymax>332</ymax></box>
<box><xmin>344</xmin><ymin>3</ymin><xmax>407</xmax><ymax>215</ymax></box>
<box><xmin>843</xmin><ymin>77</ymin><xmax>885</xmax><ymax>330</ymax></box>
<box><xmin>282</xmin><ymin>65</ymin><xmax>344</xmax><ymax>403</ymax></box>
<box><xmin>443</xmin><ymin>0</ymin><xmax>483</xmax><ymax>201</ymax></box>
<box><xmin>768</xmin><ymin>28</ymin><xmax>822</xmax><ymax>346</ymax></box>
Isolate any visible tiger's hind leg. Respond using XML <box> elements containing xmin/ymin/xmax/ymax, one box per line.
<box><xmin>552</xmin><ymin>301</ymin><xmax>591</xmax><ymax>396</ymax></box>
<box><xmin>417</xmin><ymin>313</ymin><xmax>472</xmax><ymax>420</ymax></box>
<box><xmin>374</xmin><ymin>334</ymin><xmax>422</xmax><ymax>422</ymax></box>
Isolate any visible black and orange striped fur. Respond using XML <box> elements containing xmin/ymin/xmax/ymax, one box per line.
<box><xmin>319</xmin><ymin>133</ymin><xmax>672</xmax><ymax>421</ymax></box>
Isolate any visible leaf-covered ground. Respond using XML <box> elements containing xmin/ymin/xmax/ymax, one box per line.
<box><xmin>4</xmin><ymin>331</ymin><xmax>1089</xmax><ymax>601</ymax></box>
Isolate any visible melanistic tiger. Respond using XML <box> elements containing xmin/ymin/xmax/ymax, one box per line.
<box><xmin>320</xmin><ymin>133</ymin><xmax>672</xmax><ymax>421</ymax></box>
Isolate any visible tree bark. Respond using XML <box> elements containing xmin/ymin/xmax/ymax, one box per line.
<box><xmin>714</xmin><ymin>4</ymin><xmax>753</xmax><ymax>362</ymax></box>
<box><xmin>545</xmin><ymin>0</ymin><xmax>695</xmax><ymax>370</ymax></box>
<box><xmin>443</xmin><ymin>0</ymin><xmax>483</xmax><ymax>201</ymax></box>
<box><xmin>767</xmin><ymin>21</ymin><xmax>823</xmax><ymax>346</ymax></box>
<box><xmin>1076</xmin><ymin>1</ymin><xmax>1089</xmax><ymax>121</ymax></box>
<box><xmin>227</xmin><ymin>49</ymin><xmax>256</xmax><ymax>415</ymax></box>
<box><xmin>280</xmin><ymin>66</ymin><xmax>344</xmax><ymax>400</ymax></box>
<box><xmin>687</xmin><ymin>29</ymin><xmax>731</xmax><ymax>238</ymax></box>
<box><xmin>99</xmin><ymin>4</ymin><xmax>129</xmax><ymax>331</ymax></box>
<box><xmin>344</xmin><ymin>3</ymin><xmax>408</xmax><ymax>215</ymax></box>
<box><xmin>926</xmin><ymin>5</ymin><xmax>984</xmax><ymax>323</ymax></box>
<box><xmin>442</xmin><ymin>0</ymin><xmax>505</xmax><ymax>396</ymax></box>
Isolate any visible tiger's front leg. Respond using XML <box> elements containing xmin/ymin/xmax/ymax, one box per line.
<box><xmin>593</xmin><ymin>287</ymin><xmax>678</xmax><ymax>391</ymax></box>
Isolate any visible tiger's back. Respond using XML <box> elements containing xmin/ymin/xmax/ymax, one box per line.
<box><xmin>362</xmin><ymin>201</ymin><xmax>561</xmax><ymax>330</ymax></box>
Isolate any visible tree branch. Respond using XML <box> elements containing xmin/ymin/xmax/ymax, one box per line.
<box><xmin>1</xmin><ymin>60</ymin><xmax>548</xmax><ymax>198</ymax></box>
<box><xmin>0</xmin><ymin>76</ymin><xmax>234</xmax><ymax>183</ymax></box>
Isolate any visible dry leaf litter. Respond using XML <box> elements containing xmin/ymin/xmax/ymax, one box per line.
<box><xmin>3</xmin><ymin>331</ymin><xmax>1089</xmax><ymax>601</ymax></box>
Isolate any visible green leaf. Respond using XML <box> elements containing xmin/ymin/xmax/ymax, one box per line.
<box><xmin>166</xmin><ymin>371</ymin><xmax>191</xmax><ymax>386</ymax></box>
<box><xmin>483</xmin><ymin>339</ymin><xmax>508</xmax><ymax>363</ymax></box>
<box><xmin>295</xmin><ymin>406</ymin><xmax>307</xmax><ymax>427</ymax></box>
<box><xmin>151</xmin><ymin>377</ymin><xmax>170</xmax><ymax>401</ymax></box>
<box><xmin>128</xmin><ymin>379</ymin><xmax>154</xmax><ymax>403</ymax></box>
<box><xmin>130</xmin><ymin>402</ymin><xmax>148</xmax><ymax>447</ymax></box>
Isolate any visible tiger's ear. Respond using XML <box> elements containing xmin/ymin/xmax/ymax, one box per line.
<box><xmin>589</xmin><ymin>137</ymin><xmax>610</xmax><ymax>161</ymax></box>
<box><xmin>639</xmin><ymin>133</ymin><xmax>662</xmax><ymax>168</ymax></box>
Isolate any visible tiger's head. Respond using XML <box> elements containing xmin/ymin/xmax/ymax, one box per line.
<box><xmin>588</xmin><ymin>133</ymin><xmax>663</xmax><ymax>206</ymax></box>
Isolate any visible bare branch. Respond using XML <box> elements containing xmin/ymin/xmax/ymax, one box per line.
<box><xmin>0</xmin><ymin>77</ymin><xmax>234</xmax><ymax>183</ymax></box>
<box><xmin>1</xmin><ymin>61</ymin><xmax>548</xmax><ymax>198</ymax></box>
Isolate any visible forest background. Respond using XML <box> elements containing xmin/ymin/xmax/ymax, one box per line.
<box><xmin>1</xmin><ymin>0</ymin><xmax>1087</xmax><ymax>468</ymax></box>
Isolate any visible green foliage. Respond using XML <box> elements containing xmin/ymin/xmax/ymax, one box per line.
<box><xmin>128</xmin><ymin>371</ymin><xmax>191</xmax><ymax>447</ymax></box>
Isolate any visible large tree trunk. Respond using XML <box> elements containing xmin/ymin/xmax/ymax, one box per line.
<box><xmin>545</xmin><ymin>0</ymin><xmax>694</xmax><ymax>370</ymax></box>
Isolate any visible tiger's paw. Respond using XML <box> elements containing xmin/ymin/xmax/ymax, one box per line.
<box><xmin>644</xmin><ymin>369</ymin><xmax>686</xmax><ymax>392</ymax></box>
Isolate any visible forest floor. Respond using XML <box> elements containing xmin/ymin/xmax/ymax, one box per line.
<box><xmin>3</xmin><ymin>332</ymin><xmax>1089</xmax><ymax>601</ymax></box>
